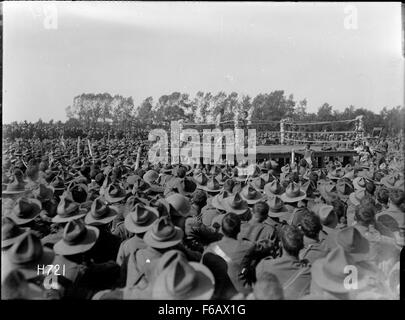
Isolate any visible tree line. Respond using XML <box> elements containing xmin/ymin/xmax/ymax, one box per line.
<box><xmin>5</xmin><ymin>91</ymin><xmax>404</xmax><ymax>137</ymax></box>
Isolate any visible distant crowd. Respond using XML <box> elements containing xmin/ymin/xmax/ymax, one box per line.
<box><xmin>1</xmin><ymin>123</ymin><xmax>404</xmax><ymax>300</ymax></box>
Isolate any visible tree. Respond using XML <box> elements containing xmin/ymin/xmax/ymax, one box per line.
<box><xmin>317</xmin><ymin>103</ymin><xmax>334</xmax><ymax>121</ymax></box>
<box><xmin>251</xmin><ymin>91</ymin><xmax>296</xmax><ymax>130</ymax></box>
<box><xmin>294</xmin><ymin>99</ymin><xmax>307</xmax><ymax>121</ymax></box>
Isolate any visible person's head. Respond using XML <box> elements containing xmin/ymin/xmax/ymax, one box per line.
<box><xmin>252</xmin><ymin>201</ymin><xmax>269</xmax><ymax>222</ymax></box>
<box><xmin>253</xmin><ymin>272</ymin><xmax>284</xmax><ymax>300</ymax></box>
<box><xmin>375</xmin><ymin>187</ymin><xmax>389</xmax><ymax>206</ymax></box>
<box><xmin>308</xmin><ymin>172</ymin><xmax>318</xmax><ymax>184</ymax></box>
<box><xmin>299</xmin><ymin>210</ymin><xmax>322</xmax><ymax>240</ymax></box>
<box><xmin>330</xmin><ymin>198</ymin><xmax>346</xmax><ymax>224</ymax></box>
<box><xmin>177</xmin><ymin>166</ymin><xmax>187</xmax><ymax>179</ymax></box>
<box><xmin>191</xmin><ymin>189</ymin><xmax>207</xmax><ymax>208</ymax></box>
<box><xmin>80</xmin><ymin>165</ymin><xmax>91</xmax><ymax>178</ymax></box>
<box><xmin>288</xmin><ymin>172</ymin><xmax>300</xmax><ymax>183</ymax></box>
<box><xmin>280</xmin><ymin>225</ymin><xmax>304</xmax><ymax>257</ymax></box>
<box><xmin>365</xmin><ymin>180</ymin><xmax>376</xmax><ymax>196</ymax></box>
<box><xmin>360</xmin><ymin>194</ymin><xmax>376</xmax><ymax>208</ymax></box>
<box><xmin>238</xmin><ymin>210</ymin><xmax>252</xmax><ymax>223</ymax></box>
<box><xmin>355</xmin><ymin>203</ymin><xmax>376</xmax><ymax>226</ymax></box>
<box><xmin>221</xmin><ymin>212</ymin><xmax>241</xmax><ymax>239</ymax></box>
<box><xmin>1</xmin><ymin>270</ymin><xmax>29</xmax><ymax>300</ymax></box>
<box><xmin>26</xmin><ymin>165</ymin><xmax>39</xmax><ymax>181</ymax></box>
<box><xmin>306</xmin><ymin>144</ymin><xmax>311</xmax><ymax>150</ymax></box>
<box><xmin>299</xmin><ymin>159</ymin><xmax>308</xmax><ymax>169</ymax></box>
<box><xmin>389</xmin><ymin>189</ymin><xmax>405</xmax><ymax>211</ymax></box>
<box><xmin>38</xmin><ymin>161</ymin><xmax>48</xmax><ymax>172</ymax></box>
<box><xmin>223</xmin><ymin>179</ymin><xmax>235</xmax><ymax>193</ymax></box>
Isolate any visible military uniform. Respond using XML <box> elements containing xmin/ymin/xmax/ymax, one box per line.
<box><xmin>41</xmin><ymin>227</ymin><xmax>64</xmax><ymax>249</ymax></box>
<box><xmin>256</xmin><ymin>254</ymin><xmax>311</xmax><ymax>300</ymax></box>
<box><xmin>238</xmin><ymin>219</ymin><xmax>277</xmax><ymax>243</ymax></box>
<box><xmin>346</xmin><ymin>200</ymin><xmax>356</xmax><ymax>227</ymax></box>
<box><xmin>53</xmin><ymin>254</ymin><xmax>120</xmax><ymax>299</ymax></box>
<box><xmin>126</xmin><ymin>246</ymin><xmax>162</xmax><ymax>288</ymax></box>
<box><xmin>88</xmin><ymin>228</ymin><xmax>121</xmax><ymax>264</ymax></box>
<box><xmin>203</xmin><ymin>237</ymin><xmax>254</xmax><ymax>298</ymax></box>
<box><xmin>116</xmin><ymin>234</ymin><xmax>147</xmax><ymax>286</ymax></box>
<box><xmin>201</xmin><ymin>204</ymin><xmax>221</xmax><ymax>227</ymax></box>
<box><xmin>320</xmin><ymin>226</ymin><xmax>339</xmax><ymax>250</ymax></box>
<box><xmin>376</xmin><ymin>204</ymin><xmax>405</xmax><ymax>234</ymax></box>
<box><xmin>299</xmin><ymin>236</ymin><xmax>330</xmax><ymax>264</ymax></box>
<box><xmin>112</xmin><ymin>220</ymin><xmax>133</xmax><ymax>243</ymax></box>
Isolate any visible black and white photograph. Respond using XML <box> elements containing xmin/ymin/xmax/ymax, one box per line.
<box><xmin>1</xmin><ymin>1</ymin><xmax>404</xmax><ymax>302</ymax></box>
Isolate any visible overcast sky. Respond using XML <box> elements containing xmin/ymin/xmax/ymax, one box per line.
<box><xmin>3</xmin><ymin>1</ymin><xmax>404</xmax><ymax>123</ymax></box>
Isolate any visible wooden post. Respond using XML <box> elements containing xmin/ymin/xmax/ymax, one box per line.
<box><xmin>135</xmin><ymin>146</ymin><xmax>141</xmax><ymax>170</ymax></box>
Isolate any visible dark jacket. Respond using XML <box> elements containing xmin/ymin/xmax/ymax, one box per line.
<box><xmin>203</xmin><ymin>237</ymin><xmax>254</xmax><ymax>298</ymax></box>
<box><xmin>256</xmin><ymin>254</ymin><xmax>311</xmax><ymax>300</ymax></box>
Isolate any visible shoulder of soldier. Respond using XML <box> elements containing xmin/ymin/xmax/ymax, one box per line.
<box><xmin>203</xmin><ymin>240</ymin><xmax>221</xmax><ymax>253</ymax></box>
<box><xmin>298</xmin><ymin>258</ymin><xmax>312</xmax><ymax>271</ymax></box>
<box><xmin>238</xmin><ymin>238</ymin><xmax>255</xmax><ymax>249</ymax></box>
<box><xmin>255</xmin><ymin>255</ymin><xmax>273</xmax><ymax>275</ymax></box>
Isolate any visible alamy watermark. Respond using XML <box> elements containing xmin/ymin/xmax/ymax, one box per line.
<box><xmin>147</xmin><ymin>121</ymin><xmax>257</xmax><ymax>167</ymax></box>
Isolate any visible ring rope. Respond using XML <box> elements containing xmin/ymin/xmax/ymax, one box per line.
<box><xmin>284</xmin><ymin>137</ymin><xmax>365</xmax><ymax>144</ymax></box>
<box><xmin>283</xmin><ymin>130</ymin><xmax>355</xmax><ymax>135</ymax></box>
<box><xmin>284</xmin><ymin>119</ymin><xmax>357</xmax><ymax>126</ymax></box>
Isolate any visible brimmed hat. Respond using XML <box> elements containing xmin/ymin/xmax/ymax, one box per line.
<box><xmin>126</xmin><ymin>174</ymin><xmax>141</xmax><ymax>187</ymax></box>
<box><xmin>250</xmin><ymin>176</ymin><xmax>266</xmax><ymax>191</ymax></box>
<box><xmin>316</xmin><ymin>205</ymin><xmax>336</xmax><ymax>225</ymax></box>
<box><xmin>9</xmin><ymin>197</ymin><xmax>42</xmax><ymax>225</ymax></box>
<box><xmin>2</xmin><ymin>169</ymin><xmax>27</xmax><ymax>195</ymax></box>
<box><xmin>144</xmin><ymin>216</ymin><xmax>184</xmax><ymax>249</ymax></box>
<box><xmin>147</xmin><ymin>250</ymin><xmax>187</xmax><ymax>283</ymax></box>
<box><xmin>5</xmin><ymin>231</ymin><xmax>55</xmax><ymax>278</ymax></box>
<box><xmin>131</xmin><ymin>178</ymin><xmax>151</xmax><ymax>195</ymax></box>
<box><xmin>68</xmin><ymin>183</ymin><xmax>88</xmax><ymax>203</ymax></box>
<box><xmin>311</xmin><ymin>246</ymin><xmax>375</xmax><ymax>294</ymax></box>
<box><xmin>52</xmin><ymin>191</ymin><xmax>85</xmax><ymax>223</ymax></box>
<box><xmin>152</xmin><ymin>256</ymin><xmax>215</xmax><ymax>300</ymax></box>
<box><xmin>281</xmin><ymin>164</ymin><xmax>290</xmax><ymax>174</ymax></box>
<box><xmin>124</xmin><ymin>203</ymin><xmax>159</xmax><ymax>234</ymax></box>
<box><xmin>349</xmin><ymin>189</ymin><xmax>367</xmax><ymax>206</ymax></box>
<box><xmin>353</xmin><ymin>177</ymin><xmax>367</xmax><ymax>190</ymax></box>
<box><xmin>280</xmin><ymin>182</ymin><xmax>307</xmax><ymax>203</ymax></box>
<box><xmin>166</xmin><ymin>193</ymin><xmax>191</xmax><ymax>217</ymax></box>
<box><xmin>211</xmin><ymin>190</ymin><xmax>231</xmax><ymax>211</ymax></box>
<box><xmin>84</xmin><ymin>196</ymin><xmax>119</xmax><ymax>225</ymax></box>
<box><xmin>105</xmin><ymin>183</ymin><xmax>128</xmax><ymax>203</ymax></box>
<box><xmin>263</xmin><ymin>179</ymin><xmax>285</xmax><ymax>197</ymax></box>
<box><xmin>343</xmin><ymin>164</ymin><xmax>353</xmax><ymax>173</ymax></box>
<box><xmin>327</xmin><ymin>168</ymin><xmax>344</xmax><ymax>180</ymax></box>
<box><xmin>260</xmin><ymin>172</ymin><xmax>276</xmax><ymax>184</ymax></box>
<box><xmin>215</xmin><ymin>172</ymin><xmax>229</xmax><ymax>185</ymax></box>
<box><xmin>240</xmin><ymin>184</ymin><xmax>264</xmax><ymax>204</ymax></box>
<box><xmin>143</xmin><ymin>170</ymin><xmax>159</xmax><ymax>185</ymax></box>
<box><xmin>380</xmin><ymin>175</ymin><xmax>401</xmax><ymax>190</ymax></box>
<box><xmin>267</xmin><ymin>195</ymin><xmax>289</xmax><ymax>218</ymax></box>
<box><xmin>2</xmin><ymin>217</ymin><xmax>28</xmax><ymax>249</ymax></box>
<box><xmin>336</xmin><ymin>179</ymin><xmax>354</xmax><ymax>200</ymax></box>
<box><xmin>197</xmin><ymin>177</ymin><xmax>222</xmax><ymax>193</ymax></box>
<box><xmin>193</xmin><ymin>172</ymin><xmax>209</xmax><ymax>188</ymax></box>
<box><xmin>179</xmin><ymin>178</ymin><xmax>197</xmax><ymax>196</ymax></box>
<box><xmin>336</xmin><ymin>227</ymin><xmax>370</xmax><ymax>262</ymax></box>
<box><xmin>319</xmin><ymin>183</ymin><xmax>338</xmax><ymax>203</ymax></box>
<box><xmin>222</xmin><ymin>192</ymin><xmax>249</xmax><ymax>214</ymax></box>
<box><xmin>301</xmin><ymin>180</ymin><xmax>319</xmax><ymax>199</ymax></box>
<box><xmin>160</xmin><ymin>164</ymin><xmax>173</xmax><ymax>174</ymax></box>
<box><xmin>51</xmin><ymin>175</ymin><xmax>65</xmax><ymax>191</ymax></box>
<box><xmin>32</xmin><ymin>184</ymin><xmax>54</xmax><ymax>203</ymax></box>
<box><xmin>54</xmin><ymin>219</ymin><xmax>99</xmax><ymax>256</ymax></box>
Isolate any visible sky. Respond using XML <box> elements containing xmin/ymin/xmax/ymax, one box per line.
<box><xmin>3</xmin><ymin>1</ymin><xmax>404</xmax><ymax>123</ymax></box>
